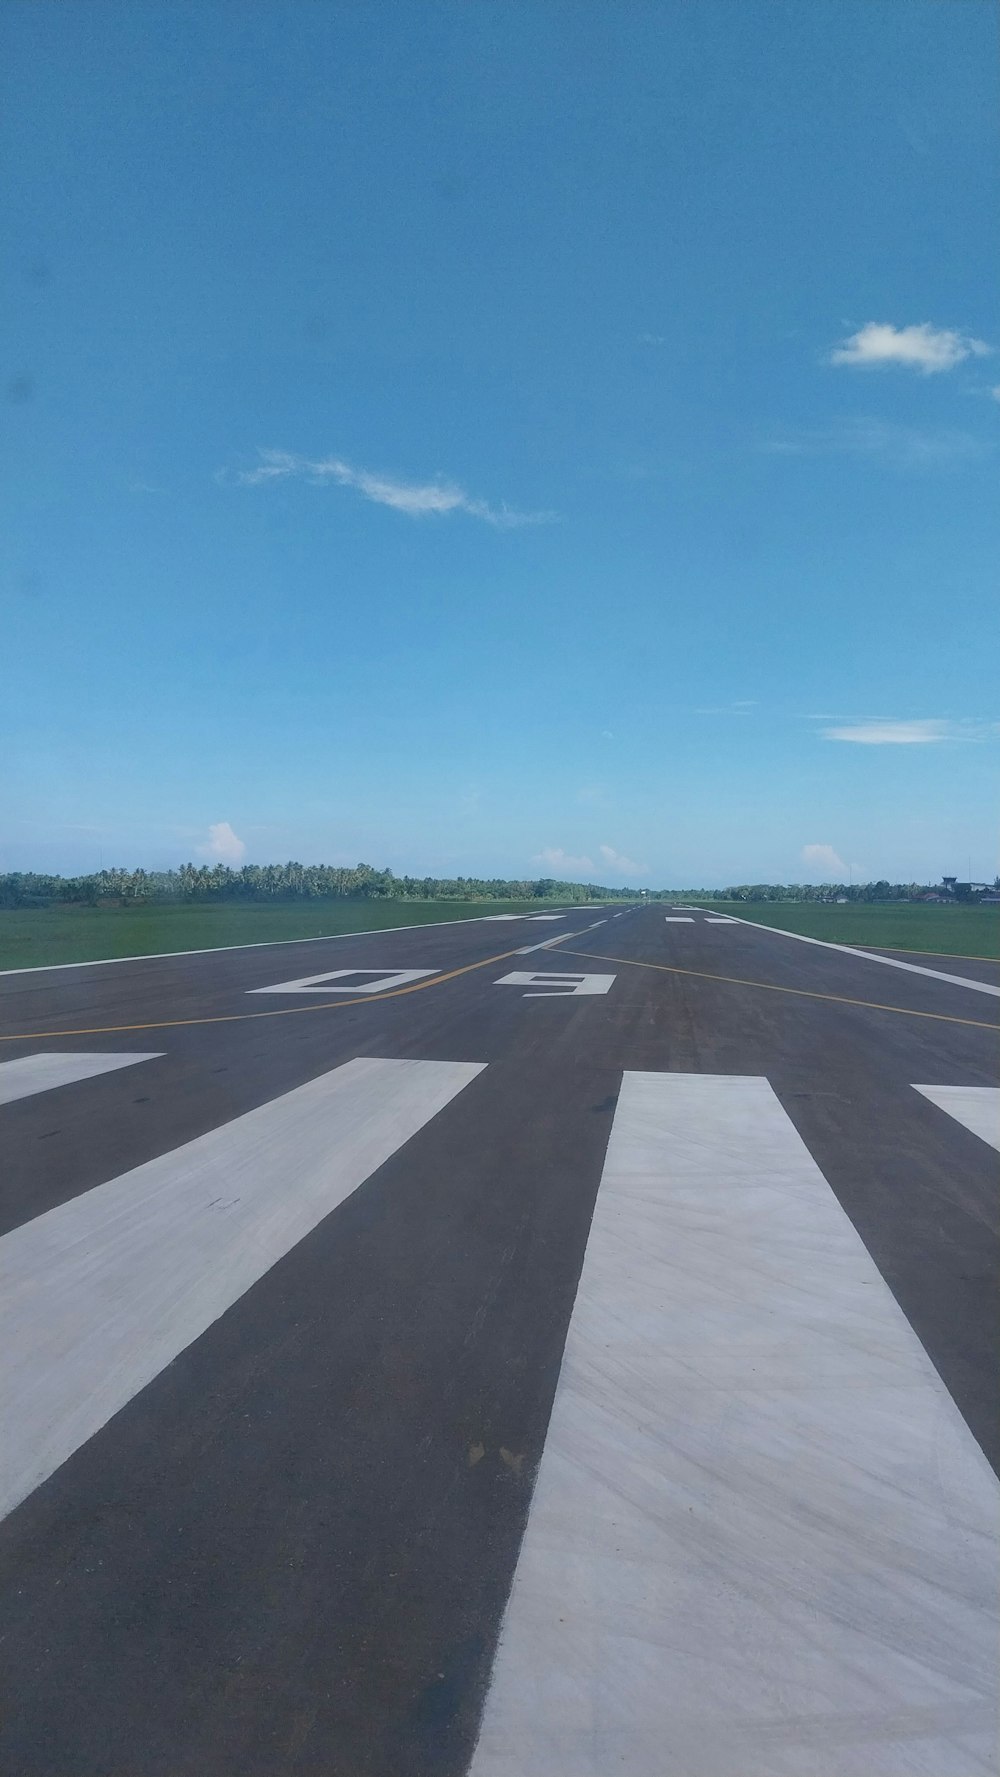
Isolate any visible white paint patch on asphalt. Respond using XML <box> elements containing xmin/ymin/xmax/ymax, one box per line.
<box><xmin>0</xmin><ymin>1051</ymin><xmax>163</xmax><ymax>1107</ymax></box>
<box><xmin>516</xmin><ymin>932</ymin><xmax>577</xmax><ymax>955</ymax></box>
<box><xmin>471</xmin><ymin>1071</ymin><xmax>999</xmax><ymax>1777</ymax></box>
<box><xmin>526</xmin><ymin>915</ymin><xmax>566</xmax><ymax>922</ymax></box>
<box><xmin>248</xmin><ymin>966</ymin><xmax>436</xmax><ymax>995</ymax></box>
<box><xmin>913</xmin><ymin>1085</ymin><xmax>1000</xmax><ymax>1154</ymax></box>
<box><xmin>705</xmin><ymin>917</ymin><xmax>736</xmax><ymax>924</ymax></box>
<box><xmin>695</xmin><ymin>911</ymin><xmax>1000</xmax><ymax>999</ymax></box>
<box><xmin>663</xmin><ymin>917</ymin><xmax>694</xmax><ymax>923</ymax></box>
<box><xmin>494</xmin><ymin>971</ymin><xmax>616</xmax><ymax>998</ymax></box>
<box><xmin>0</xmin><ymin>1057</ymin><xmax>484</xmax><ymax>1526</ymax></box>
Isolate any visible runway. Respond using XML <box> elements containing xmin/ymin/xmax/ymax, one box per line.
<box><xmin>1</xmin><ymin>904</ymin><xmax>997</xmax><ymax>1775</ymax></box>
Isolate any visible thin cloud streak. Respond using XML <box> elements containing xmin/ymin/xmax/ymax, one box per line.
<box><xmin>761</xmin><ymin>418</ymin><xmax>991</xmax><ymax>469</ymax></box>
<box><xmin>227</xmin><ymin>449</ymin><xmax>556</xmax><ymax>527</ymax></box>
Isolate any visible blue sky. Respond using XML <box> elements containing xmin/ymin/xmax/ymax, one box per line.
<box><xmin>2</xmin><ymin>0</ymin><xmax>997</xmax><ymax>887</ymax></box>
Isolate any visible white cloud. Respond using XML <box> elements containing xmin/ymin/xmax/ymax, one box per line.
<box><xmin>823</xmin><ymin>720</ymin><xmax>949</xmax><ymax>745</ymax></box>
<box><xmin>227</xmin><ymin>449</ymin><xmax>554</xmax><ymax>527</ymax></box>
<box><xmin>198</xmin><ymin>821</ymin><xmax>247</xmax><ymax>863</ymax></box>
<box><xmin>532</xmin><ymin>847</ymin><xmax>594</xmax><ymax>873</ymax></box>
<box><xmin>801</xmin><ymin>843</ymin><xmax>847</xmax><ymax>878</ymax></box>
<box><xmin>599</xmin><ymin>843</ymin><xmax>648</xmax><ymax>876</ymax></box>
<box><xmin>829</xmin><ymin>322</ymin><xmax>990</xmax><ymax>374</ymax></box>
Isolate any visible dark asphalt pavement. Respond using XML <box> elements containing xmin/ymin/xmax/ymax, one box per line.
<box><xmin>0</xmin><ymin>905</ymin><xmax>996</xmax><ymax>1775</ymax></box>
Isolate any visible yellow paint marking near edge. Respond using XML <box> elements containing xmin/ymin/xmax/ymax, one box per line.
<box><xmin>0</xmin><ymin>945</ymin><xmax>525</xmax><ymax>1043</ymax></box>
<box><xmin>559</xmin><ymin>949</ymin><xmax>1000</xmax><ymax>1033</ymax></box>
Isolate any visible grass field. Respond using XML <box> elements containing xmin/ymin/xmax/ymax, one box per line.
<box><xmin>0</xmin><ymin>899</ymin><xmax>586</xmax><ymax>972</ymax></box>
<box><xmin>700</xmin><ymin>901</ymin><xmax>999</xmax><ymax>960</ymax></box>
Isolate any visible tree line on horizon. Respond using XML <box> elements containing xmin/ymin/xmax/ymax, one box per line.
<box><xmin>0</xmin><ymin>865</ymin><xmax>988</xmax><ymax>911</ymax></box>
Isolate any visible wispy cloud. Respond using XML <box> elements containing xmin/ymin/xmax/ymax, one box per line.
<box><xmin>599</xmin><ymin>843</ymin><xmax>648</xmax><ymax>876</ymax></box>
<box><xmin>533</xmin><ymin>846</ymin><xmax>594</xmax><ymax>873</ymax></box>
<box><xmin>823</xmin><ymin>719</ymin><xmax>950</xmax><ymax>745</ymax></box>
<box><xmin>226</xmin><ymin>449</ymin><xmax>555</xmax><ymax>527</ymax></box>
<box><xmin>801</xmin><ymin>843</ymin><xmax>847</xmax><ymax>878</ymax></box>
<box><xmin>829</xmin><ymin>322</ymin><xmax>991</xmax><ymax>374</ymax></box>
<box><xmin>197</xmin><ymin>821</ymin><xmax>247</xmax><ymax>862</ymax></box>
<box><xmin>696</xmin><ymin>700</ymin><xmax>758</xmax><ymax>716</ymax></box>
<box><xmin>762</xmin><ymin>418</ymin><xmax>990</xmax><ymax>470</ymax></box>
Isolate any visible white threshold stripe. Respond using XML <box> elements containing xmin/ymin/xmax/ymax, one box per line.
<box><xmin>471</xmin><ymin>1072</ymin><xmax>999</xmax><ymax>1777</ymax></box>
<box><xmin>664</xmin><ymin>917</ymin><xmax>694</xmax><ymax>923</ymax></box>
<box><xmin>693</xmin><ymin>910</ymin><xmax>1000</xmax><ymax>999</ymax></box>
<box><xmin>913</xmin><ymin>1085</ymin><xmax>1000</xmax><ymax>1154</ymax></box>
<box><xmin>0</xmin><ymin>1051</ymin><xmax>162</xmax><ymax>1107</ymax></box>
<box><xmin>0</xmin><ymin>1056</ymin><xmax>483</xmax><ymax>1525</ymax></box>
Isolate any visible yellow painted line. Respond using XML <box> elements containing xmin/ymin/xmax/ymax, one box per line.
<box><xmin>560</xmin><ymin>949</ymin><xmax>1000</xmax><ymax>1033</ymax></box>
<box><xmin>0</xmin><ymin>945</ymin><xmax>524</xmax><ymax>1043</ymax></box>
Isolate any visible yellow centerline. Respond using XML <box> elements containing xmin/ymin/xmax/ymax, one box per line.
<box><xmin>0</xmin><ymin>945</ymin><xmax>524</xmax><ymax>1042</ymax></box>
<box><xmin>559</xmin><ymin>949</ymin><xmax>1000</xmax><ymax>1032</ymax></box>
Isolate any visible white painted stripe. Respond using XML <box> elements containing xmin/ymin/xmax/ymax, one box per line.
<box><xmin>527</xmin><ymin>915</ymin><xmax>566</xmax><ymax>922</ymax></box>
<box><xmin>692</xmin><ymin>910</ymin><xmax>1000</xmax><ymax>998</ymax></box>
<box><xmin>248</xmin><ymin>966</ymin><xmax>435</xmax><ymax>996</ymax></box>
<box><xmin>517</xmin><ymin>932</ymin><xmax>577</xmax><ymax>955</ymax></box>
<box><xmin>589</xmin><ymin>919</ymin><xmax>607</xmax><ymax>927</ymax></box>
<box><xmin>0</xmin><ymin>910</ymin><xmax>552</xmax><ymax>977</ymax></box>
<box><xmin>0</xmin><ymin>1057</ymin><xmax>483</xmax><ymax>1524</ymax></box>
<box><xmin>0</xmin><ymin>1051</ymin><xmax>162</xmax><ymax>1107</ymax></box>
<box><xmin>913</xmin><ymin>1085</ymin><xmax>1000</xmax><ymax>1154</ymax></box>
<box><xmin>705</xmin><ymin>916</ymin><xmax>736</xmax><ymax>923</ymax></box>
<box><xmin>472</xmin><ymin>1072</ymin><xmax>999</xmax><ymax>1776</ymax></box>
<box><xmin>663</xmin><ymin>917</ymin><xmax>694</xmax><ymax>923</ymax></box>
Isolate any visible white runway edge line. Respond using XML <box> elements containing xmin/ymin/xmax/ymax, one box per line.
<box><xmin>0</xmin><ymin>910</ymin><xmax>574</xmax><ymax>978</ymax></box>
<box><xmin>0</xmin><ymin>1051</ymin><xmax>162</xmax><ymax>1107</ymax></box>
<box><xmin>471</xmin><ymin>1072</ymin><xmax>999</xmax><ymax>1777</ymax></box>
<box><xmin>694</xmin><ymin>910</ymin><xmax>1000</xmax><ymax>999</ymax></box>
<box><xmin>913</xmin><ymin>1085</ymin><xmax>1000</xmax><ymax>1154</ymax></box>
<box><xmin>0</xmin><ymin>1056</ymin><xmax>484</xmax><ymax>1525</ymax></box>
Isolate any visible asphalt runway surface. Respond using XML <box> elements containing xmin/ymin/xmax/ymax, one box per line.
<box><xmin>1</xmin><ymin>905</ymin><xmax>997</xmax><ymax>1775</ymax></box>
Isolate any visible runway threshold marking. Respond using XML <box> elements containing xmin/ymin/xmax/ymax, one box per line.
<box><xmin>471</xmin><ymin>1071</ymin><xmax>999</xmax><ymax>1775</ymax></box>
<box><xmin>913</xmin><ymin>1085</ymin><xmax>1000</xmax><ymax>1153</ymax></box>
<box><xmin>559</xmin><ymin>949</ymin><xmax>1000</xmax><ymax>1032</ymax></box>
<box><xmin>0</xmin><ymin>1056</ymin><xmax>484</xmax><ymax>1525</ymax></box>
<box><xmin>0</xmin><ymin>1051</ymin><xmax>163</xmax><ymax>1106</ymax></box>
<box><xmin>0</xmin><ymin>943</ymin><xmax>528</xmax><ymax>1043</ymax></box>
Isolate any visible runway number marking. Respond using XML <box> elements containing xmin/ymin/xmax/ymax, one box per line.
<box><xmin>494</xmin><ymin>970</ymin><xmax>616</xmax><ymax>998</ymax></box>
<box><xmin>248</xmin><ymin>967</ymin><xmax>436</xmax><ymax>996</ymax></box>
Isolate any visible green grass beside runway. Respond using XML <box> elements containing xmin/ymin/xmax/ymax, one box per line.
<box><xmin>701</xmin><ymin>901</ymin><xmax>999</xmax><ymax>960</ymax></box>
<box><xmin>0</xmin><ymin>899</ymin><xmax>580</xmax><ymax>971</ymax></box>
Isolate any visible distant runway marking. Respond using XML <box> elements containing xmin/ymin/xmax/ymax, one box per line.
<box><xmin>0</xmin><ymin>945</ymin><xmax>526</xmax><ymax>1043</ymax></box>
<box><xmin>705</xmin><ymin>916</ymin><xmax>736</xmax><ymax>923</ymax></box>
<box><xmin>913</xmin><ymin>1085</ymin><xmax>1000</xmax><ymax>1154</ymax></box>
<box><xmin>516</xmin><ymin>931</ymin><xmax>577</xmax><ymax>955</ymax></box>
<box><xmin>0</xmin><ymin>1051</ymin><xmax>162</xmax><ymax>1107</ymax></box>
<box><xmin>472</xmin><ymin>1072</ymin><xmax>999</xmax><ymax>1775</ymax></box>
<box><xmin>248</xmin><ymin>966</ymin><xmax>435</xmax><ymax>996</ymax></box>
<box><xmin>0</xmin><ymin>1057</ymin><xmax>484</xmax><ymax>1525</ymax></box>
<box><xmin>495</xmin><ymin>970</ymin><xmax>616</xmax><ymax>998</ymax></box>
<box><xmin>525</xmin><ymin>915</ymin><xmax>566</xmax><ymax>922</ymax></box>
<box><xmin>560</xmin><ymin>949</ymin><xmax>1000</xmax><ymax>1032</ymax></box>
<box><xmin>664</xmin><ymin>917</ymin><xmax>693</xmax><ymax>923</ymax></box>
<box><xmin>695</xmin><ymin>911</ymin><xmax>1000</xmax><ymax>998</ymax></box>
